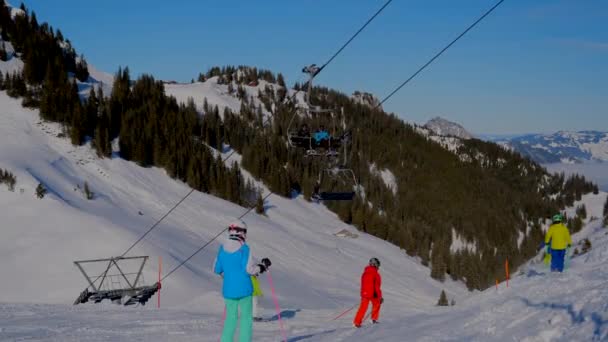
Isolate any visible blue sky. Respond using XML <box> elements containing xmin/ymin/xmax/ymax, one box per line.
<box><xmin>23</xmin><ymin>0</ymin><xmax>607</xmax><ymax>134</ymax></box>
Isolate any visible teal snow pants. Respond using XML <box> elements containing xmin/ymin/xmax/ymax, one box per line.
<box><xmin>221</xmin><ymin>296</ymin><xmax>253</xmax><ymax>342</ymax></box>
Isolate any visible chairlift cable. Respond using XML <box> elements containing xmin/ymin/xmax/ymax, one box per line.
<box><xmin>319</xmin><ymin>0</ymin><xmax>393</xmax><ymax>73</ymax></box>
<box><xmin>161</xmin><ymin>192</ymin><xmax>274</xmax><ymax>281</ymax></box>
<box><xmin>378</xmin><ymin>0</ymin><xmax>506</xmax><ymax>107</ymax></box>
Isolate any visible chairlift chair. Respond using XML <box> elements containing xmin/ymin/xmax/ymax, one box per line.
<box><xmin>286</xmin><ymin>64</ymin><xmax>349</xmax><ymax>157</ymax></box>
<box><xmin>312</xmin><ymin>166</ymin><xmax>361</xmax><ymax>201</ymax></box>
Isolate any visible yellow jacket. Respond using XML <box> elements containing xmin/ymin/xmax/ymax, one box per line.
<box><xmin>545</xmin><ymin>223</ymin><xmax>572</xmax><ymax>250</ymax></box>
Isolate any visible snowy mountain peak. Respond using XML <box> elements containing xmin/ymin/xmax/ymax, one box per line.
<box><xmin>424</xmin><ymin>116</ymin><xmax>474</xmax><ymax>139</ymax></box>
<box><xmin>351</xmin><ymin>91</ymin><xmax>382</xmax><ymax>110</ymax></box>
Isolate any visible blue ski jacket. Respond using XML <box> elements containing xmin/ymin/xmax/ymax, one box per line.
<box><xmin>214</xmin><ymin>238</ymin><xmax>262</xmax><ymax>299</ymax></box>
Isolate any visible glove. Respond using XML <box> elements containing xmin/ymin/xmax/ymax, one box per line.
<box><xmin>537</xmin><ymin>241</ymin><xmax>545</xmax><ymax>251</ymax></box>
<box><xmin>380</xmin><ymin>298</ymin><xmax>384</xmax><ymax>304</ymax></box>
<box><xmin>258</xmin><ymin>258</ymin><xmax>272</xmax><ymax>274</ymax></box>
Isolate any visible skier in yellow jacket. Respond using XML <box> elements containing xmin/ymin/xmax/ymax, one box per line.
<box><xmin>544</xmin><ymin>214</ymin><xmax>572</xmax><ymax>272</ymax></box>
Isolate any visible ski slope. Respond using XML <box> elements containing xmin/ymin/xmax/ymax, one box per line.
<box><xmin>0</xmin><ymin>89</ymin><xmax>469</xmax><ymax>340</ymax></box>
<box><xmin>1</xmin><ymin>74</ymin><xmax>607</xmax><ymax>341</ymax></box>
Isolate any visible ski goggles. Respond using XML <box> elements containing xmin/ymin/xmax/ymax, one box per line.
<box><xmin>228</xmin><ymin>224</ymin><xmax>247</xmax><ymax>233</ymax></box>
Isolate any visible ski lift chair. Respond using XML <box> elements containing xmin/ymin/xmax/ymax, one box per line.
<box><xmin>73</xmin><ymin>256</ymin><xmax>160</xmax><ymax>306</ymax></box>
<box><xmin>312</xmin><ymin>167</ymin><xmax>360</xmax><ymax>201</ymax></box>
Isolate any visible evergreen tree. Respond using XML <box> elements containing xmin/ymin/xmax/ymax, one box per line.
<box><xmin>35</xmin><ymin>183</ymin><xmax>47</xmax><ymax>199</ymax></box>
<box><xmin>75</xmin><ymin>54</ymin><xmax>89</xmax><ymax>81</ymax></box>
<box><xmin>575</xmin><ymin>204</ymin><xmax>587</xmax><ymax>220</ymax></box>
<box><xmin>603</xmin><ymin>196</ymin><xmax>608</xmax><ymax>227</ymax></box>
<box><xmin>0</xmin><ymin>42</ymin><xmax>7</xmax><ymax>61</ymax></box>
<box><xmin>437</xmin><ymin>290</ymin><xmax>449</xmax><ymax>306</ymax></box>
<box><xmin>84</xmin><ymin>181</ymin><xmax>93</xmax><ymax>200</ymax></box>
<box><xmin>430</xmin><ymin>240</ymin><xmax>448</xmax><ymax>282</ymax></box>
<box><xmin>255</xmin><ymin>192</ymin><xmax>265</xmax><ymax>215</ymax></box>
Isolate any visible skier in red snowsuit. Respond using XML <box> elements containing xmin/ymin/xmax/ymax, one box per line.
<box><xmin>353</xmin><ymin>257</ymin><xmax>383</xmax><ymax>327</ymax></box>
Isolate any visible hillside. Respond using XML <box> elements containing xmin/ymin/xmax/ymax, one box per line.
<box><xmin>2</xmin><ymin>149</ymin><xmax>606</xmax><ymax>341</ymax></box>
<box><xmin>0</xmin><ymin>85</ymin><xmax>466</xmax><ymax>310</ymax></box>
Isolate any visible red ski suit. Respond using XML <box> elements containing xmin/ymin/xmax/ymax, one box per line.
<box><xmin>353</xmin><ymin>265</ymin><xmax>382</xmax><ymax>326</ymax></box>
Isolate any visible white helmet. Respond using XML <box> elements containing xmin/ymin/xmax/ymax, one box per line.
<box><xmin>228</xmin><ymin>219</ymin><xmax>248</xmax><ymax>240</ymax></box>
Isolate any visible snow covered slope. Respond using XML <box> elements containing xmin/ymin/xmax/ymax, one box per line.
<box><xmin>164</xmin><ymin>77</ymin><xmax>276</xmax><ymax>118</ymax></box>
<box><xmin>0</xmin><ymin>89</ymin><xmax>468</xmax><ymax>339</ymax></box>
<box><xmin>2</xmin><ymin>179</ymin><xmax>606</xmax><ymax>341</ymax></box>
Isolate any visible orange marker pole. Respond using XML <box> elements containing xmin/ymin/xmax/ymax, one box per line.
<box><xmin>495</xmin><ymin>279</ymin><xmax>498</xmax><ymax>290</ymax></box>
<box><xmin>505</xmin><ymin>258</ymin><xmax>509</xmax><ymax>288</ymax></box>
<box><xmin>158</xmin><ymin>256</ymin><xmax>162</xmax><ymax>308</ymax></box>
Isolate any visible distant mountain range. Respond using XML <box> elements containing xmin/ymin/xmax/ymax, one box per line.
<box><xmin>490</xmin><ymin>131</ymin><xmax>608</xmax><ymax>164</ymax></box>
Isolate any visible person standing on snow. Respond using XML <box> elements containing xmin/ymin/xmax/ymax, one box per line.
<box><xmin>543</xmin><ymin>214</ymin><xmax>572</xmax><ymax>272</ymax></box>
<box><xmin>251</xmin><ymin>275</ymin><xmax>264</xmax><ymax>322</ymax></box>
<box><xmin>353</xmin><ymin>257</ymin><xmax>383</xmax><ymax>327</ymax></box>
<box><xmin>214</xmin><ymin>220</ymin><xmax>272</xmax><ymax>342</ymax></box>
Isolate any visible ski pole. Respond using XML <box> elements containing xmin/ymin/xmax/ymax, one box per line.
<box><xmin>267</xmin><ymin>271</ymin><xmax>287</xmax><ymax>342</ymax></box>
<box><xmin>331</xmin><ymin>304</ymin><xmax>357</xmax><ymax>321</ymax></box>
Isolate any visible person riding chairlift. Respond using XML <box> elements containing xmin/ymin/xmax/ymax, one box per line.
<box><xmin>313</xmin><ymin>125</ymin><xmax>330</xmax><ymax>146</ymax></box>
<box><xmin>297</xmin><ymin>123</ymin><xmax>310</xmax><ymax>137</ymax></box>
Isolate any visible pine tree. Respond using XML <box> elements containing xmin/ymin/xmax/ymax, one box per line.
<box><xmin>94</xmin><ymin>113</ymin><xmax>111</xmax><ymax>158</ymax></box>
<box><xmin>430</xmin><ymin>240</ymin><xmax>448</xmax><ymax>281</ymax></box>
<box><xmin>75</xmin><ymin>54</ymin><xmax>89</xmax><ymax>81</ymax></box>
<box><xmin>255</xmin><ymin>192</ymin><xmax>265</xmax><ymax>215</ymax></box>
<box><xmin>575</xmin><ymin>204</ymin><xmax>587</xmax><ymax>220</ymax></box>
<box><xmin>84</xmin><ymin>181</ymin><xmax>94</xmax><ymax>200</ymax></box>
<box><xmin>603</xmin><ymin>195</ymin><xmax>608</xmax><ymax>227</ymax></box>
<box><xmin>69</xmin><ymin>101</ymin><xmax>85</xmax><ymax>145</ymax></box>
<box><xmin>0</xmin><ymin>42</ymin><xmax>7</xmax><ymax>61</ymax></box>
<box><xmin>35</xmin><ymin>183</ymin><xmax>47</xmax><ymax>199</ymax></box>
<box><xmin>437</xmin><ymin>290</ymin><xmax>449</xmax><ymax>306</ymax></box>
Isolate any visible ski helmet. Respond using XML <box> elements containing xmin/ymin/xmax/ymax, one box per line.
<box><xmin>369</xmin><ymin>257</ymin><xmax>380</xmax><ymax>268</ymax></box>
<box><xmin>552</xmin><ymin>214</ymin><xmax>563</xmax><ymax>223</ymax></box>
<box><xmin>228</xmin><ymin>219</ymin><xmax>248</xmax><ymax>240</ymax></box>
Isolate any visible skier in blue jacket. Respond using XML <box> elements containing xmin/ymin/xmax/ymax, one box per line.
<box><xmin>214</xmin><ymin>220</ymin><xmax>271</xmax><ymax>342</ymax></box>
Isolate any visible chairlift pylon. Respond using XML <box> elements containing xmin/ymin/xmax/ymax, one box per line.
<box><xmin>73</xmin><ymin>256</ymin><xmax>160</xmax><ymax>306</ymax></box>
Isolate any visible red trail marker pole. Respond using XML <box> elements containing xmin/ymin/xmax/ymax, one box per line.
<box><xmin>158</xmin><ymin>256</ymin><xmax>162</xmax><ymax>308</ymax></box>
<box><xmin>505</xmin><ymin>258</ymin><xmax>510</xmax><ymax>288</ymax></box>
